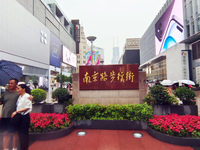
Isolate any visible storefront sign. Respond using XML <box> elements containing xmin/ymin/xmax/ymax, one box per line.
<box><xmin>196</xmin><ymin>67</ymin><xmax>200</xmax><ymax>84</ymax></box>
<box><xmin>181</xmin><ymin>51</ymin><xmax>189</xmax><ymax>79</ymax></box>
<box><xmin>62</xmin><ymin>46</ymin><xmax>77</xmax><ymax>68</ymax></box>
<box><xmin>75</xmin><ymin>24</ymin><xmax>80</xmax><ymax>42</ymax></box>
<box><xmin>79</xmin><ymin>64</ymin><xmax>139</xmax><ymax>90</ymax></box>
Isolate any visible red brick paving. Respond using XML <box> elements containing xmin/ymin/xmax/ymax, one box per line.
<box><xmin>28</xmin><ymin>129</ymin><xmax>194</xmax><ymax>150</ymax></box>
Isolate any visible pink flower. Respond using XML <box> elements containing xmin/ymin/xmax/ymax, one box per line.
<box><xmin>149</xmin><ymin>114</ymin><xmax>200</xmax><ymax>138</ymax></box>
<box><xmin>29</xmin><ymin>113</ymin><xmax>72</xmax><ymax>133</ymax></box>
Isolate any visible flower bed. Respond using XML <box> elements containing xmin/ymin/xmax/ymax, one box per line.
<box><xmin>29</xmin><ymin>113</ymin><xmax>72</xmax><ymax>133</ymax></box>
<box><xmin>149</xmin><ymin>114</ymin><xmax>200</xmax><ymax>138</ymax></box>
<box><xmin>29</xmin><ymin>113</ymin><xmax>73</xmax><ymax>141</ymax></box>
<box><xmin>148</xmin><ymin>114</ymin><xmax>200</xmax><ymax>146</ymax></box>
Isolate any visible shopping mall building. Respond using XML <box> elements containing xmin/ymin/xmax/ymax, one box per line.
<box><xmin>0</xmin><ymin>0</ymin><xmax>78</xmax><ymax>102</ymax></box>
<box><xmin>140</xmin><ymin>0</ymin><xmax>200</xmax><ymax>84</ymax></box>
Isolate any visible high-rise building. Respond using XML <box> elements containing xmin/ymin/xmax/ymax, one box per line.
<box><xmin>111</xmin><ymin>47</ymin><xmax>120</xmax><ymax>64</ymax></box>
<box><xmin>122</xmin><ymin>38</ymin><xmax>140</xmax><ymax>65</ymax></box>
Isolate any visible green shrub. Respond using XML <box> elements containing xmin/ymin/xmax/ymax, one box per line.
<box><xmin>147</xmin><ymin>84</ymin><xmax>171</xmax><ymax>105</ymax></box>
<box><xmin>31</xmin><ymin>88</ymin><xmax>47</xmax><ymax>104</ymax></box>
<box><xmin>52</xmin><ymin>88</ymin><xmax>71</xmax><ymax>104</ymax></box>
<box><xmin>143</xmin><ymin>93</ymin><xmax>155</xmax><ymax>106</ymax></box>
<box><xmin>66</xmin><ymin>103</ymin><xmax>153</xmax><ymax>121</ymax></box>
<box><xmin>174</xmin><ymin>87</ymin><xmax>196</xmax><ymax>105</ymax></box>
<box><xmin>168</xmin><ymin>95</ymin><xmax>179</xmax><ymax>105</ymax></box>
<box><xmin>195</xmin><ymin>83</ymin><xmax>199</xmax><ymax>89</ymax></box>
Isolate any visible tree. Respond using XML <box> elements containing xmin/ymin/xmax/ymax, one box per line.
<box><xmin>55</xmin><ymin>74</ymin><xmax>72</xmax><ymax>88</ymax></box>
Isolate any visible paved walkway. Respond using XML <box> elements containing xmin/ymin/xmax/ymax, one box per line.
<box><xmin>28</xmin><ymin>129</ymin><xmax>194</xmax><ymax>150</ymax></box>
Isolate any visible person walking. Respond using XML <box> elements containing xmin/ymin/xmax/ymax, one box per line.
<box><xmin>0</xmin><ymin>78</ymin><xmax>19</xmax><ymax>150</ymax></box>
<box><xmin>11</xmin><ymin>84</ymin><xmax>32</xmax><ymax>150</ymax></box>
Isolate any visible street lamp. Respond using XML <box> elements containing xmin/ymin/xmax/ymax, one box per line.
<box><xmin>87</xmin><ymin>36</ymin><xmax>97</xmax><ymax>65</ymax></box>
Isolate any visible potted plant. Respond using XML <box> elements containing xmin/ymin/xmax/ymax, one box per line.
<box><xmin>31</xmin><ymin>88</ymin><xmax>47</xmax><ymax>104</ymax></box>
<box><xmin>144</xmin><ymin>85</ymin><xmax>198</xmax><ymax>116</ymax></box>
<box><xmin>52</xmin><ymin>88</ymin><xmax>73</xmax><ymax>113</ymax></box>
<box><xmin>31</xmin><ymin>89</ymin><xmax>48</xmax><ymax>113</ymax></box>
<box><xmin>174</xmin><ymin>87</ymin><xmax>196</xmax><ymax>105</ymax></box>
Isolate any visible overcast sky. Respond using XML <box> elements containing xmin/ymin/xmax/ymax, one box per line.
<box><xmin>56</xmin><ymin>0</ymin><xmax>167</xmax><ymax>64</ymax></box>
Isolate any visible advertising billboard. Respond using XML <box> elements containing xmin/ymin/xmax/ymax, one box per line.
<box><xmin>155</xmin><ymin>0</ymin><xmax>184</xmax><ymax>55</ymax></box>
<box><xmin>50</xmin><ymin>32</ymin><xmax>62</xmax><ymax>67</ymax></box>
<box><xmin>62</xmin><ymin>46</ymin><xmax>77</xmax><ymax>68</ymax></box>
<box><xmin>85</xmin><ymin>51</ymin><xmax>100</xmax><ymax>65</ymax></box>
<box><xmin>79</xmin><ymin>64</ymin><xmax>139</xmax><ymax>90</ymax></box>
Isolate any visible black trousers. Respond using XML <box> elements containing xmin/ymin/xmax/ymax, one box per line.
<box><xmin>18</xmin><ymin>113</ymin><xmax>30</xmax><ymax>150</ymax></box>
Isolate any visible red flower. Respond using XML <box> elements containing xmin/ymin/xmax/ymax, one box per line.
<box><xmin>149</xmin><ymin>114</ymin><xmax>200</xmax><ymax>138</ymax></box>
<box><xmin>29</xmin><ymin>113</ymin><xmax>72</xmax><ymax>133</ymax></box>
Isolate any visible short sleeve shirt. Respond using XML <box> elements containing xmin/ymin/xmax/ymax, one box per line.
<box><xmin>17</xmin><ymin>93</ymin><xmax>32</xmax><ymax>115</ymax></box>
<box><xmin>1</xmin><ymin>91</ymin><xmax>19</xmax><ymax>118</ymax></box>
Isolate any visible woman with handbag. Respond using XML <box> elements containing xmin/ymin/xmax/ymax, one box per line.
<box><xmin>11</xmin><ymin>84</ymin><xmax>32</xmax><ymax>150</ymax></box>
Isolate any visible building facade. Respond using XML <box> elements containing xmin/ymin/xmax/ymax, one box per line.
<box><xmin>122</xmin><ymin>38</ymin><xmax>140</xmax><ymax>65</ymax></box>
<box><xmin>76</xmin><ymin>26</ymin><xmax>89</xmax><ymax>72</ymax></box>
<box><xmin>140</xmin><ymin>0</ymin><xmax>200</xmax><ymax>83</ymax></box>
<box><xmin>0</xmin><ymin>0</ymin><xmax>77</xmax><ymax>102</ymax></box>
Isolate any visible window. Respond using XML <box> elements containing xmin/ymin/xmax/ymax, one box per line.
<box><xmin>198</xmin><ymin>42</ymin><xmax>200</xmax><ymax>59</ymax></box>
<box><xmin>197</xmin><ymin>17</ymin><xmax>200</xmax><ymax>31</ymax></box>
<box><xmin>192</xmin><ymin>41</ymin><xmax>200</xmax><ymax>60</ymax></box>
<box><xmin>192</xmin><ymin>43</ymin><xmax>197</xmax><ymax>60</ymax></box>
<box><xmin>187</xmin><ymin>24</ymin><xmax>190</xmax><ymax>37</ymax></box>
<box><xmin>197</xmin><ymin>0</ymin><xmax>200</xmax><ymax>15</ymax></box>
<box><xmin>191</xmin><ymin>21</ymin><xmax>195</xmax><ymax>34</ymax></box>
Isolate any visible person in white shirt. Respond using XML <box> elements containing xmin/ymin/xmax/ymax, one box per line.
<box><xmin>11</xmin><ymin>84</ymin><xmax>32</xmax><ymax>150</ymax></box>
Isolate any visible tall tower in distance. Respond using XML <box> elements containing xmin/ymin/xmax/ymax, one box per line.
<box><xmin>111</xmin><ymin>37</ymin><xmax>120</xmax><ymax>64</ymax></box>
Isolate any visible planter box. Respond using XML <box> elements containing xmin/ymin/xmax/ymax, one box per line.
<box><xmin>32</xmin><ymin>104</ymin><xmax>43</xmax><ymax>113</ymax></box>
<box><xmin>153</xmin><ymin>105</ymin><xmax>198</xmax><ymax>116</ymax></box>
<box><xmin>147</xmin><ymin>126</ymin><xmax>200</xmax><ymax>147</ymax></box>
<box><xmin>42</xmin><ymin>104</ymin><xmax>54</xmax><ymax>113</ymax></box>
<box><xmin>32</xmin><ymin>104</ymin><xmax>67</xmax><ymax>113</ymax></box>
<box><xmin>73</xmin><ymin>120</ymin><xmax>148</xmax><ymax>130</ymax></box>
<box><xmin>30</xmin><ymin>125</ymin><xmax>74</xmax><ymax>141</ymax></box>
<box><xmin>53</xmin><ymin>104</ymin><xmax>68</xmax><ymax>113</ymax></box>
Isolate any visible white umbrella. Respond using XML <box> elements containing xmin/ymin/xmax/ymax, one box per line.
<box><xmin>178</xmin><ymin>80</ymin><xmax>195</xmax><ymax>85</ymax></box>
<box><xmin>161</xmin><ymin>80</ymin><xmax>173</xmax><ymax>86</ymax></box>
